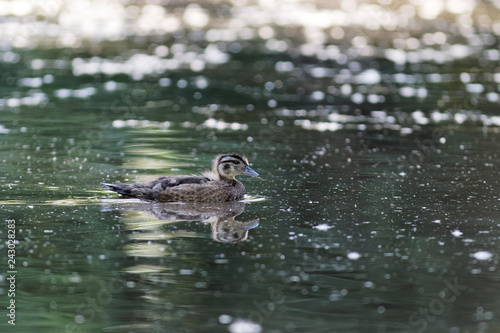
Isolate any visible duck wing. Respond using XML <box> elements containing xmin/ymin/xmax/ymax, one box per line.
<box><xmin>150</xmin><ymin>175</ymin><xmax>212</xmax><ymax>189</ymax></box>
<box><xmin>101</xmin><ymin>175</ymin><xmax>213</xmax><ymax>200</ymax></box>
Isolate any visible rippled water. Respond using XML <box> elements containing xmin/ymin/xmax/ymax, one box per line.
<box><xmin>1</xmin><ymin>1</ymin><xmax>500</xmax><ymax>332</ymax></box>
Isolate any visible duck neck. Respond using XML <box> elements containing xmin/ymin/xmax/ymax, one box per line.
<box><xmin>219</xmin><ymin>174</ymin><xmax>237</xmax><ymax>184</ymax></box>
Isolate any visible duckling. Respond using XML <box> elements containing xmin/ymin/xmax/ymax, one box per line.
<box><xmin>101</xmin><ymin>153</ymin><xmax>259</xmax><ymax>202</ymax></box>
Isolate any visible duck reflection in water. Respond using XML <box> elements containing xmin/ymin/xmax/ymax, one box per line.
<box><xmin>125</xmin><ymin>200</ymin><xmax>259</xmax><ymax>244</ymax></box>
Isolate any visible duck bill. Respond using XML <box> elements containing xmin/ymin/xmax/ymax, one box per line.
<box><xmin>242</xmin><ymin>165</ymin><xmax>260</xmax><ymax>178</ymax></box>
<box><xmin>243</xmin><ymin>218</ymin><xmax>260</xmax><ymax>230</ymax></box>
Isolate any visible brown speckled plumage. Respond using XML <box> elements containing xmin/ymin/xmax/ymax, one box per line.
<box><xmin>101</xmin><ymin>153</ymin><xmax>259</xmax><ymax>202</ymax></box>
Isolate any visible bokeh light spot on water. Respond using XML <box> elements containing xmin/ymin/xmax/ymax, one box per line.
<box><xmin>183</xmin><ymin>4</ymin><xmax>210</xmax><ymax>29</ymax></box>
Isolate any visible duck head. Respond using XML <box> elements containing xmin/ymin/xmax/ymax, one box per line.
<box><xmin>215</xmin><ymin>153</ymin><xmax>259</xmax><ymax>180</ymax></box>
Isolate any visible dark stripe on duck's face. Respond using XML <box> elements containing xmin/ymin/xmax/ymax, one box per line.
<box><xmin>223</xmin><ymin>159</ymin><xmax>243</xmax><ymax>165</ymax></box>
<box><xmin>220</xmin><ymin>154</ymin><xmax>248</xmax><ymax>165</ymax></box>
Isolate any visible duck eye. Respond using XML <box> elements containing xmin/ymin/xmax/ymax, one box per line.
<box><xmin>223</xmin><ymin>164</ymin><xmax>231</xmax><ymax>170</ymax></box>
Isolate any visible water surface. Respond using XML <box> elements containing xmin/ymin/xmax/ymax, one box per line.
<box><xmin>1</xmin><ymin>1</ymin><xmax>500</xmax><ymax>333</ymax></box>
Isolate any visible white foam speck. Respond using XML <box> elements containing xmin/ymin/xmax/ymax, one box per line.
<box><xmin>347</xmin><ymin>252</ymin><xmax>361</xmax><ymax>260</ymax></box>
<box><xmin>472</xmin><ymin>251</ymin><xmax>493</xmax><ymax>261</ymax></box>
<box><xmin>228</xmin><ymin>319</ymin><xmax>262</xmax><ymax>333</ymax></box>
<box><xmin>218</xmin><ymin>314</ymin><xmax>232</xmax><ymax>324</ymax></box>
<box><xmin>314</xmin><ymin>224</ymin><xmax>333</xmax><ymax>231</ymax></box>
<box><xmin>451</xmin><ymin>230</ymin><xmax>463</xmax><ymax>237</ymax></box>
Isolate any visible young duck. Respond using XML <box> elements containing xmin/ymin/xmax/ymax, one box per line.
<box><xmin>101</xmin><ymin>153</ymin><xmax>259</xmax><ymax>202</ymax></box>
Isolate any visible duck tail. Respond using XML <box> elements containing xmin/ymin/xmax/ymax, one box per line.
<box><xmin>100</xmin><ymin>182</ymin><xmax>134</xmax><ymax>197</ymax></box>
<box><xmin>101</xmin><ymin>182</ymin><xmax>158</xmax><ymax>200</ymax></box>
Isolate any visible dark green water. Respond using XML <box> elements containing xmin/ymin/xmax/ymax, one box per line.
<box><xmin>1</xmin><ymin>1</ymin><xmax>500</xmax><ymax>333</ymax></box>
